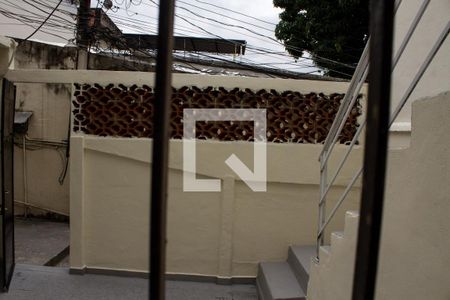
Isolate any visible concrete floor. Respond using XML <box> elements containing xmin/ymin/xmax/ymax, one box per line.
<box><xmin>8</xmin><ymin>218</ymin><xmax>257</xmax><ymax>299</ymax></box>
<box><xmin>14</xmin><ymin>218</ymin><xmax>69</xmax><ymax>266</ymax></box>
<box><xmin>1</xmin><ymin>265</ymin><xmax>257</xmax><ymax>300</ymax></box>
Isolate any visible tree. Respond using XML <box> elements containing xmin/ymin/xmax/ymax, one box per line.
<box><xmin>273</xmin><ymin>0</ymin><xmax>369</xmax><ymax>78</ymax></box>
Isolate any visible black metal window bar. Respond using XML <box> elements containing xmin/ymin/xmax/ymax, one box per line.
<box><xmin>150</xmin><ymin>0</ymin><xmax>176</xmax><ymax>299</ymax></box>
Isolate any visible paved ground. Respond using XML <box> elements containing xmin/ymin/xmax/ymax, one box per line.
<box><xmin>14</xmin><ymin>217</ymin><xmax>69</xmax><ymax>266</ymax></box>
<box><xmin>1</xmin><ymin>265</ymin><xmax>257</xmax><ymax>300</ymax></box>
<box><xmin>10</xmin><ymin>218</ymin><xmax>256</xmax><ymax>299</ymax></box>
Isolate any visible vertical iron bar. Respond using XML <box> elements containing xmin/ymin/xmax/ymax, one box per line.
<box><xmin>352</xmin><ymin>1</ymin><xmax>394</xmax><ymax>300</ymax></box>
<box><xmin>150</xmin><ymin>0</ymin><xmax>176</xmax><ymax>299</ymax></box>
<box><xmin>317</xmin><ymin>152</ymin><xmax>327</xmax><ymax>260</ymax></box>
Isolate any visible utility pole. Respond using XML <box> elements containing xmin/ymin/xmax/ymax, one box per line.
<box><xmin>76</xmin><ymin>0</ymin><xmax>91</xmax><ymax>69</ymax></box>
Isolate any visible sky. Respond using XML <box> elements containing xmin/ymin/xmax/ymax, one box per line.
<box><xmin>0</xmin><ymin>0</ymin><xmax>321</xmax><ymax>74</ymax></box>
<box><xmin>0</xmin><ymin>0</ymin><xmax>77</xmax><ymax>44</ymax></box>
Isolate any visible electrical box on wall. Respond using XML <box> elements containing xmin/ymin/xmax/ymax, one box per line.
<box><xmin>13</xmin><ymin>111</ymin><xmax>33</xmax><ymax>134</ymax></box>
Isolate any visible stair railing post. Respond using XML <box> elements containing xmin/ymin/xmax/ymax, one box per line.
<box><xmin>317</xmin><ymin>151</ymin><xmax>327</xmax><ymax>261</ymax></box>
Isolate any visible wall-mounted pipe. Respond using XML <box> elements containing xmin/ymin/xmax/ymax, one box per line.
<box><xmin>22</xmin><ymin>135</ymin><xmax>28</xmax><ymax>218</ymax></box>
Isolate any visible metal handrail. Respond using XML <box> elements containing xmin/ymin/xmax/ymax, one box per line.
<box><xmin>320</xmin><ymin>60</ymin><xmax>369</xmax><ymax>170</ymax></box>
<box><xmin>392</xmin><ymin>0</ymin><xmax>430</xmax><ymax>70</ymax></box>
<box><xmin>318</xmin><ymin>167</ymin><xmax>363</xmax><ymax>239</ymax></box>
<box><xmin>394</xmin><ymin>0</ymin><xmax>403</xmax><ymax>12</ymax></box>
<box><xmin>320</xmin><ymin>64</ymin><xmax>368</xmax><ymax>170</ymax></box>
<box><xmin>320</xmin><ymin>0</ymin><xmax>429</xmax><ymax>169</ymax></box>
<box><xmin>316</xmin><ymin>0</ymin><xmax>447</xmax><ymax>260</ymax></box>
<box><xmin>316</xmin><ymin>40</ymin><xmax>369</xmax><ymax>258</ymax></box>
<box><xmin>319</xmin><ymin>46</ymin><xmax>369</xmax><ymax>163</ymax></box>
<box><xmin>390</xmin><ymin>21</ymin><xmax>450</xmax><ymax>126</ymax></box>
<box><xmin>318</xmin><ymin>116</ymin><xmax>366</xmax><ymax>206</ymax></box>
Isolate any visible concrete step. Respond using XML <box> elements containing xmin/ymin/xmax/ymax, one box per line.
<box><xmin>287</xmin><ymin>245</ymin><xmax>315</xmax><ymax>293</ymax></box>
<box><xmin>344</xmin><ymin>210</ymin><xmax>360</xmax><ymax>236</ymax></box>
<box><xmin>257</xmin><ymin>262</ymin><xmax>306</xmax><ymax>300</ymax></box>
<box><xmin>319</xmin><ymin>245</ymin><xmax>331</xmax><ymax>261</ymax></box>
<box><xmin>331</xmin><ymin>231</ymin><xmax>344</xmax><ymax>246</ymax></box>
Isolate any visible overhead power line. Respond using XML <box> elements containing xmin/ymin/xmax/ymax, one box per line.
<box><xmin>100</xmin><ymin>0</ymin><xmax>353</xmax><ymax>74</ymax></box>
<box><xmin>145</xmin><ymin>0</ymin><xmax>355</xmax><ymax>71</ymax></box>
<box><xmin>0</xmin><ymin>0</ymin><xmax>75</xmax><ymax>41</ymax></box>
<box><xmin>94</xmin><ymin>4</ymin><xmax>346</xmax><ymax>76</ymax></box>
<box><xmin>174</xmin><ymin>0</ymin><xmax>274</xmax><ymax>32</ymax></box>
<box><xmin>88</xmin><ymin>3</ymin><xmax>346</xmax><ymax>76</ymax></box>
<box><xmin>191</xmin><ymin>0</ymin><xmax>278</xmax><ymax>27</ymax></box>
<box><xmin>31</xmin><ymin>4</ymin><xmax>67</xmax><ymax>36</ymax></box>
<box><xmin>2</xmin><ymin>1</ymin><xmax>348</xmax><ymax>77</ymax></box>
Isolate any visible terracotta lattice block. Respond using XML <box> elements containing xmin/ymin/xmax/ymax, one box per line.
<box><xmin>72</xmin><ymin>84</ymin><xmax>361</xmax><ymax>143</ymax></box>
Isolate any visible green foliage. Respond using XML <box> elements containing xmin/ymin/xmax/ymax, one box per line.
<box><xmin>273</xmin><ymin>0</ymin><xmax>369</xmax><ymax>78</ymax></box>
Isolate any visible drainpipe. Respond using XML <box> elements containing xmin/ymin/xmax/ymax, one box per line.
<box><xmin>22</xmin><ymin>135</ymin><xmax>28</xmax><ymax>218</ymax></box>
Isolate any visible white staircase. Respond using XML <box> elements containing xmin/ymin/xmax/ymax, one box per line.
<box><xmin>256</xmin><ymin>211</ymin><xmax>359</xmax><ymax>300</ymax></box>
<box><xmin>256</xmin><ymin>245</ymin><xmax>315</xmax><ymax>300</ymax></box>
<box><xmin>307</xmin><ymin>211</ymin><xmax>359</xmax><ymax>300</ymax></box>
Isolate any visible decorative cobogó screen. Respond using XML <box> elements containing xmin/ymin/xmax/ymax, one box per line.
<box><xmin>72</xmin><ymin>83</ymin><xmax>361</xmax><ymax>143</ymax></box>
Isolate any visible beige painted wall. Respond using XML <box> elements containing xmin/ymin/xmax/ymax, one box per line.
<box><xmin>10</xmin><ymin>39</ymin><xmax>78</xmax><ymax>216</ymax></box>
<box><xmin>8</xmin><ymin>70</ymin><xmax>366</xmax><ymax>217</ymax></box>
<box><xmin>390</xmin><ymin>0</ymin><xmax>450</xmax><ymax>145</ymax></box>
<box><xmin>307</xmin><ymin>91</ymin><xmax>450</xmax><ymax>300</ymax></box>
<box><xmin>70</xmin><ymin>136</ymin><xmax>363</xmax><ymax>278</ymax></box>
<box><xmin>4</xmin><ymin>64</ymin><xmax>367</xmax><ymax>277</ymax></box>
<box><xmin>13</xmin><ymin>83</ymin><xmax>71</xmax><ymax>216</ymax></box>
<box><xmin>376</xmin><ymin>91</ymin><xmax>450</xmax><ymax>300</ymax></box>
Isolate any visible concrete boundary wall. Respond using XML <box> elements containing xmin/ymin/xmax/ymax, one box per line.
<box><xmin>6</xmin><ymin>70</ymin><xmax>357</xmax><ymax>94</ymax></box>
<box><xmin>7</xmin><ymin>70</ymin><xmax>368</xmax><ymax>218</ymax></box>
<box><xmin>5</xmin><ymin>69</ymin><xmax>365</xmax><ymax>278</ymax></box>
<box><xmin>70</xmin><ymin>136</ymin><xmax>363</xmax><ymax>279</ymax></box>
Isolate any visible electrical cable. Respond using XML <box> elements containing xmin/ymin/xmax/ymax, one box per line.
<box><xmin>3</xmin><ymin>0</ymin><xmax>358</xmax><ymax>75</ymax></box>
<box><xmin>22</xmin><ymin>0</ymin><xmax>65</xmax><ymax>41</ymax></box>
<box><xmin>59</xmin><ymin>109</ymin><xmax>71</xmax><ymax>185</ymax></box>
<box><xmin>75</xmin><ymin>0</ymin><xmax>346</xmax><ymax>77</ymax></box>
<box><xmin>191</xmin><ymin>0</ymin><xmax>277</xmax><ymax>26</ymax></box>
<box><xmin>172</xmin><ymin>0</ymin><xmax>358</xmax><ymax>70</ymax></box>
<box><xmin>140</xmin><ymin>1</ymin><xmax>355</xmax><ymax>73</ymax></box>
<box><xmin>2</xmin><ymin>1</ymin><xmax>341</xmax><ymax>77</ymax></box>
